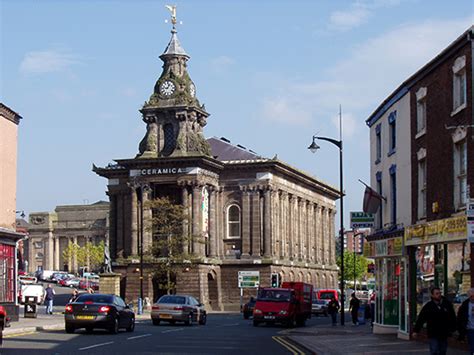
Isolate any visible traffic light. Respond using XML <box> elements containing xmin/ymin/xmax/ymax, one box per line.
<box><xmin>271</xmin><ymin>273</ymin><xmax>279</xmax><ymax>288</ymax></box>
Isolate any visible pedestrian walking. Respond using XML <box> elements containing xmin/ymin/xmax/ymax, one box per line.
<box><xmin>456</xmin><ymin>288</ymin><xmax>474</xmax><ymax>354</ymax></box>
<box><xmin>349</xmin><ymin>293</ymin><xmax>360</xmax><ymax>325</ymax></box>
<box><xmin>369</xmin><ymin>291</ymin><xmax>376</xmax><ymax>327</ymax></box>
<box><xmin>327</xmin><ymin>296</ymin><xmax>340</xmax><ymax>326</ymax></box>
<box><xmin>43</xmin><ymin>284</ymin><xmax>56</xmax><ymax>315</ymax></box>
<box><xmin>69</xmin><ymin>289</ymin><xmax>79</xmax><ymax>303</ymax></box>
<box><xmin>413</xmin><ymin>287</ymin><xmax>456</xmax><ymax>355</ymax></box>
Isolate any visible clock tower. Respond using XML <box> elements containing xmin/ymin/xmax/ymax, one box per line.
<box><xmin>137</xmin><ymin>10</ymin><xmax>211</xmax><ymax>159</ymax></box>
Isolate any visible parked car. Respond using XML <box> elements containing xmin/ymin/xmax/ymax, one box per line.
<box><xmin>51</xmin><ymin>272</ymin><xmax>69</xmax><ymax>283</ymax></box>
<box><xmin>312</xmin><ymin>299</ymin><xmax>328</xmax><ymax>316</ymax></box>
<box><xmin>243</xmin><ymin>297</ymin><xmax>256</xmax><ymax>319</ymax></box>
<box><xmin>62</xmin><ymin>278</ymin><xmax>81</xmax><ymax>288</ymax></box>
<box><xmin>151</xmin><ymin>295</ymin><xmax>207</xmax><ymax>326</ymax></box>
<box><xmin>19</xmin><ymin>284</ymin><xmax>45</xmax><ymax>304</ymax></box>
<box><xmin>64</xmin><ymin>293</ymin><xmax>135</xmax><ymax>334</ymax></box>
<box><xmin>253</xmin><ymin>282</ymin><xmax>313</xmax><ymax>327</ymax></box>
<box><xmin>19</xmin><ymin>275</ymin><xmax>37</xmax><ymax>285</ymax></box>
<box><xmin>78</xmin><ymin>280</ymin><xmax>99</xmax><ymax>291</ymax></box>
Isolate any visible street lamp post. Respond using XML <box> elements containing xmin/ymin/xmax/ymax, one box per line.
<box><xmin>308</xmin><ymin>105</ymin><xmax>345</xmax><ymax>326</ymax></box>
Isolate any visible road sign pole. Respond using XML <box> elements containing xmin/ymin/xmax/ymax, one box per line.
<box><xmin>240</xmin><ymin>288</ymin><xmax>243</xmax><ymax>312</ymax></box>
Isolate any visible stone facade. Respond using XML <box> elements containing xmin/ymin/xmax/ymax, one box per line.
<box><xmin>27</xmin><ymin>201</ymin><xmax>109</xmax><ymax>273</ymax></box>
<box><xmin>93</xmin><ymin>19</ymin><xmax>340</xmax><ymax>310</ymax></box>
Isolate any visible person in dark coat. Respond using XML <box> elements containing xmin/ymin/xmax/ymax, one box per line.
<box><xmin>327</xmin><ymin>296</ymin><xmax>340</xmax><ymax>326</ymax></box>
<box><xmin>349</xmin><ymin>293</ymin><xmax>360</xmax><ymax>325</ymax></box>
<box><xmin>413</xmin><ymin>287</ymin><xmax>456</xmax><ymax>355</ymax></box>
<box><xmin>43</xmin><ymin>284</ymin><xmax>56</xmax><ymax>315</ymax></box>
<box><xmin>456</xmin><ymin>288</ymin><xmax>474</xmax><ymax>354</ymax></box>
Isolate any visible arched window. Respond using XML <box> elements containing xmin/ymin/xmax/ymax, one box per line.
<box><xmin>226</xmin><ymin>204</ymin><xmax>241</xmax><ymax>239</ymax></box>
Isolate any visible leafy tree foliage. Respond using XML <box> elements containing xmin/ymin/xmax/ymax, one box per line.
<box><xmin>62</xmin><ymin>241</ymin><xmax>105</xmax><ymax>272</ymax></box>
<box><xmin>336</xmin><ymin>251</ymin><xmax>369</xmax><ymax>285</ymax></box>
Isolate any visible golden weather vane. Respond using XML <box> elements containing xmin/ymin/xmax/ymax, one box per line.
<box><xmin>165</xmin><ymin>4</ymin><xmax>177</xmax><ymax>27</ymax></box>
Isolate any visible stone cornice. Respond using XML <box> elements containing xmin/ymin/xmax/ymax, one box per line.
<box><xmin>0</xmin><ymin>103</ymin><xmax>22</xmax><ymax>125</ymax></box>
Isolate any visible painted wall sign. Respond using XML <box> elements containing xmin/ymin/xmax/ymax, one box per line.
<box><xmin>405</xmin><ymin>215</ymin><xmax>467</xmax><ymax>246</ymax></box>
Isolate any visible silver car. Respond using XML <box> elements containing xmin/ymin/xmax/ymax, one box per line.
<box><xmin>151</xmin><ymin>295</ymin><xmax>207</xmax><ymax>326</ymax></box>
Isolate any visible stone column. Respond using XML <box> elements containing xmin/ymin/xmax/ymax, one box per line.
<box><xmin>297</xmin><ymin>198</ymin><xmax>303</xmax><ymax>261</ymax></box>
<box><xmin>307</xmin><ymin>202</ymin><xmax>313</xmax><ymax>262</ymax></box>
<box><xmin>329</xmin><ymin>209</ymin><xmax>336</xmax><ymax>264</ymax></box>
<box><xmin>321</xmin><ymin>207</ymin><xmax>327</xmax><ymax>264</ymax></box>
<box><xmin>192</xmin><ymin>184</ymin><xmax>202</xmax><ymax>256</ymax></box>
<box><xmin>181</xmin><ymin>183</ymin><xmax>191</xmax><ymax>254</ymax></box>
<box><xmin>72</xmin><ymin>236</ymin><xmax>78</xmax><ymax>272</ymax></box>
<box><xmin>109</xmin><ymin>193</ymin><xmax>117</xmax><ymax>259</ymax></box>
<box><xmin>216</xmin><ymin>187</ymin><xmax>224</xmax><ymax>257</ymax></box>
<box><xmin>142</xmin><ymin>187</ymin><xmax>152</xmax><ymax>254</ymax></box>
<box><xmin>54</xmin><ymin>237</ymin><xmax>60</xmax><ymax>270</ymax></box>
<box><xmin>130</xmin><ymin>189</ymin><xmax>138</xmax><ymax>256</ymax></box>
<box><xmin>316</xmin><ymin>205</ymin><xmax>322</xmax><ymax>264</ymax></box>
<box><xmin>116</xmin><ymin>193</ymin><xmax>124</xmax><ymax>257</ymax></box>
<box><xmin>46</xmin><ymin>231</ymin><xmax>54</xmax><ymax>270</ymax></box>
<box><xmin>241</xmin><ymin>187</ymin><xmax>251</xmax><ymax>257</ymax></box>
<box><xmin>263</xmin><ymin>187</ymin><xmax>272</xmax><ymax>258</ymax></box>
<box><xmin>272</xmin><ymin>190</ymin><xmax>280</xmax><ymax>259</ymax></box>
<box><xmin>281</xmin><ymin>192</ymin><xmax>288</xmax><ymax>259</ymax></box>
<box><xmin>209</xmin><ymin>187</ymin><xmax>217</xmax><ymax>258</ymax></box>
<box><xmin>251</xmin><ymin>188</ymin><xmax>261</xmax><ymax>256</ymax></box>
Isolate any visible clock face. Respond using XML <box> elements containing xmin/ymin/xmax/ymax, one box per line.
<box><xmin>159</xmin><ymin>80</ymin><xmax>176</xmax><ymax>97</ymax></box>
<box><xmin>189</xmin><ymin>83</ymin><xmax>196</xmax><ymax>98</ymax></box>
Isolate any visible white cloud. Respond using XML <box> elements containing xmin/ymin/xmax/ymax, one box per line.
<box><xmin>19</xmin><ymin>49</ymin><xmax>80</xmax><ymax>75</ymax></box>
<box><xmin>209</xmin><ymin>55</ymin><xmax>235</xmax><ymax>73</ymax></box>
<box><xmin>261</xmin><ymin>97</ymin><xmax>311</xmax><ymax>125</ymax></box>
<box><xmin>328</xmin><ymin>0</ymin><xmax>403</xmax><ymax>32</ymax></box>
<box><xmin>259</xmin><ymin>18</ymin><xmax>472</xmax><ymax>137</ymax></box>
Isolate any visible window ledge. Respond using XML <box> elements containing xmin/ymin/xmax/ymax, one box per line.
<box><xmin>415</xmin><ymin>129</ymin><xmax>426</xmax><ymax>139</ymax></box>
<box><xmin>456</xmin><ymin>205</ymin><xmax>467</xmax><ymax>212</ymax></box>
<box><xmin>387</xmin><ymin>148</ymin><xmax>396</xmax><ymax>157</ymax></box>
<box><xmin>451</xmin><ymin>103</ymin><xmax>467</xmax><ymax>117</ymax></box>
<box><xmin>375</xmin><ymin>158</ymin><xmax>381</xmax><ymax>165</ymax></box>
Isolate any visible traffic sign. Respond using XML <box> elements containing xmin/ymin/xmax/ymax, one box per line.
<box><xmin>350</xmin><ymin>212</ymin><xmax>375</xmax><ymax>229</ymax></box>
<box><xmin>238</xmin><ymin>271</ymin><xmax>260</xmax><ymax>288</ymax></box>
<box><xmin>467</xmin><ymin>200</ymin><xmax>474</xmax><ymax>243</ymax></box>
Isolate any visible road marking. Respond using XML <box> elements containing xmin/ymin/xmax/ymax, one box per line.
<box><xmin>78</xmin><ymin>341</ymin><xmax>114</xmax><ymax>351</ymax></box>
<box><xmin>221</xmin><ymin>323</ymin><xmax>239</xmax><ymax>327</ymax></box>
<box><xmin>161</xmin><ymin>328</ymin><xmax>184</xmax><ymax>333</ymax></box>
<box><xmin>272</xmin><ymin>336</ymin><xmax>305</xmax><ymax>355</ymax></box>
<box><xmin>3</xmin><ymin>331</ymin><xmax>36</xmax><ymax>338</ymax></box>
<box><xmin>127</xmin><ymin>333</ymin><xmax>152</xmax><ymax>340</ymax></box>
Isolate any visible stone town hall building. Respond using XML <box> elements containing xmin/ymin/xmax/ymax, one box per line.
<box><xmin>93</xmin><ymin>18</ymin><xmax>339</xmax><ymax>310</ymax></box>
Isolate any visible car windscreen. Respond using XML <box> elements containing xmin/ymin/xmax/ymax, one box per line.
<box><xmin>158</xmin><ymin>295</ymin><xmax>186</xmax><ymax>304</ymax></box>
<box><xmin>76</xmin><ymin>294</ymin><xmax>113</xmax><ymax>304</ymax></box>
<box><xmin>319</xmin><ymin>292</ymin><xmax>334</xmax><ymax>300</ymax></box>
<box><xmin>312</xmin><ymin>300</ymin><xmax>326</xmax><ymax>304</ymax></box>
<box><xmin>257</xmin><ymin>289</ymin><xmax>292</xmax><ymax>302</ymax></box>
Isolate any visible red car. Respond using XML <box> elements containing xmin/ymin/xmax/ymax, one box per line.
<box><xmin>78</xmin><ymin>280</ymin><xmax>99</xmax><ymax>291</ymax></box>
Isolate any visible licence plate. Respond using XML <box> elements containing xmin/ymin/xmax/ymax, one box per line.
<box><xmin>76</xmin><ymin>315</ymin><xmax>95</xmax><ymax>320</ymax></box>
<box><xmin>264</xmin><ymin>315</ymin><xmax>275</xmax><ymax>320</ymax></box>
<box><xmin>160</xmin><ymin>314</ymin><xmax>172</xmax><ymax>319</ymax></box>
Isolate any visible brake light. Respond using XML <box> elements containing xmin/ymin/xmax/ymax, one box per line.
<box><xmin>173</xmin><ymin>306</ymin><xmax>183</xmax><ymax>310</ymax></box>
<box><xmin>65</xmin><ymin>305</ymin><xmax>73</xmax><ymax>313</ymax></box>
<box><xmin>99</xmin><ymin>306</ymin><xmax>110</xmax><ymax>313</ymax></box>
<box><xmin>152</xmin><ymin>306</ymin><xmax>160</xmax><ymax>310</ymax></box>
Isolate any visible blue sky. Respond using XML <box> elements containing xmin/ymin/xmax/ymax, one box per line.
<box><xmin>1</xmin><ymin>0</ymin><xmax>473</xmax><ymax>229</ymax></box>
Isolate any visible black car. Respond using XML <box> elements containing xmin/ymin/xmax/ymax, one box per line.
<box><xmin>243</xmin><ymin>297</ymin><xmax>256</xmax><ymax>319</ymax></box>
<box><xmin>64</xmin><ymin>293</ymin><xmax>135</xmax><ymax>334</ymax></box>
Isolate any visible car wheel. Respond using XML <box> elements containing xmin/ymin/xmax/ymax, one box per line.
<box><xmin>65</xmin><ymin>325</ymin><xmax>75</xmax><ymax>334</ymax></box>
<box><xmin>253</xmin><ymin>320</ymin><xmax>259</xmax><ymax>327</ymax></box>
<box><xmin>85</xmin><ymin>326</ymin><xmax>93</xmax><ymax>333</ymax></box>
<box><xmin>152</xmin><ymin>318</ymin><xmax>160</xmax><ymax>326</ymax></box>
<box><xmin>184</xmin><ymin>313</ymin><xmax>193</xmax><ymax>326</ymax></box>
<box><xmin>198</xmin><ymin>313</ymin><xmax>207</xmax><ymax>325</ymax></box>
<box><xmin>126</xmin><ymin>318</ymin><xmax>135</xmax><ymax>332</ymax></box>
<box><xmin>109</xmin><ymin>317</ymin><xmax>119</xmax><ymax>334</ymax></box>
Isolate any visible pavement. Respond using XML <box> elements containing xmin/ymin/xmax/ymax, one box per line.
<box><xmin>285</xmin><ymin>321</ymin><xmax>470</xmax><ymax>355</ymax></box>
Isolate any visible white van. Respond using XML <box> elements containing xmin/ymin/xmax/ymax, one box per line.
<box><xmin>20</xmin><ymin>284</ymin><xmax>45</xmax><ymax>304</ymax></box>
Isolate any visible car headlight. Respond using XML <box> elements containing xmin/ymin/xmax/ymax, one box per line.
<box><xmin>254</xmin><ymin>309</ymin><xmax>262</xmax><ymax>314</ymax></box>
<box><xmin>279</xmin><ymin>310</ymin><xmax>288</xmax><ymax>315</ymax></box>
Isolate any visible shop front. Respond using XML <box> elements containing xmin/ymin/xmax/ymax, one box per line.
<box><xmin>405</xmin><ymin>215</ymin><xmax>469</xmax><ymax>333</ymax></box>
<box><xmin>365</xmin><ymin>231</ymin><xmax>408</xmax><ymax>338</ymax></box>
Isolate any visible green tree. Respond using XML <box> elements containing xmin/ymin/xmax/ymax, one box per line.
<box><xmin>63</xmin><ymin>241</ymin><xmax>105</xmax><ymax>272</ymax></box>
<box><xmin>145</xmin><ymin>197</ymin><xmax>200</xmax><ymax>295</ymax></box>
<box><xmin>336</xmin><ymin>251</ymin><xmax>369</xmax><ymax>286</ymax></box>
